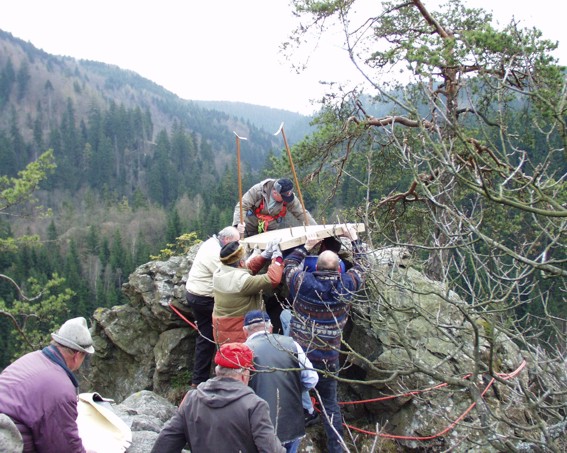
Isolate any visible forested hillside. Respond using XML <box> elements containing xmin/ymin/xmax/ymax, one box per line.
<box><xmin>0</xmin><ymin>29</ymin><xmax>312</xmax><ymax>367</ymax></box>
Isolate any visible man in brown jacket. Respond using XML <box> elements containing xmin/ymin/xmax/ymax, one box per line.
<box><xmin>233</xmin><ymin>178</ymin><xmax>317</xmax><ymax>238</ymax></box>
<box><xmin>212</xmin><ymin>240</ymin><xmax>283</xmax><ymax>344</ymax></box>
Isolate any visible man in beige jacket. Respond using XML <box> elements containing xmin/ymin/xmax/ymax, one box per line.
<box><xmin>212</xmin><ymin>240</ymin><xmax>283</xmax><ymax>344</ymax></box>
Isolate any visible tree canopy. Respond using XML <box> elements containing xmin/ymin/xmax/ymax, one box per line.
<box><xmin>273</xmin><ymin>0</ymin><xmax>566</xmax><ymax>450</ymax></box>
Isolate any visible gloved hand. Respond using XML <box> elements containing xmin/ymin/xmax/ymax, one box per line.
<box><xmin>236</xmin><ymin>223</ymin><xmax>245</xmax><ymax>235</ymax></box>
<box><xmin>342</xmin><ymin>225</ymin><xmax>358</xmax><ymax>242</ymax></box>
<box><xmin>261</xmin><ymin>238</ymin><xmax>281</xmax><ymax>259</ymax></box>
<box><xmin>272</xmin><ymin>245</ymin><xmax>283</xmax><ymax>261</ymax></box>
<box><xmin>304</xmin><ymin>232</ymin><xmax>321</xmax><ymax>252</ymax></box>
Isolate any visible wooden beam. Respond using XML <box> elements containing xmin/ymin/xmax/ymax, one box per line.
<box><xmin>241</xmin><ymin>223</ymin><xmax>365</xmax><ymax>251</ymax></box>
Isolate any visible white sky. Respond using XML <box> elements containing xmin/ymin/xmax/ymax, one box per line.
<box><xmin>0</xmin><ymin>0</ymin><xmax>564</xmax><ymax>115</ymax></box>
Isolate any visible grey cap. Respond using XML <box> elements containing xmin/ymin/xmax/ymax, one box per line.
<box><xmin>51</xmin><ymin>317</ymin><xmax>95</xmax><ymax>354</ymax></box>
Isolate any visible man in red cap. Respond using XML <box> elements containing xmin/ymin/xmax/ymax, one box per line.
<box><xmin>151</xmin><ymin>342</ymin><xmax>285</xmax><ymax>453</ymax></box>
<box><xmin>233</xmin><ymin>178</ymin><xmax>317</xmax><ymax>238</ymax></box>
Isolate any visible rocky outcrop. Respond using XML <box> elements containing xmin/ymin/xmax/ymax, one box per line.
<box><xmin>89</xmin><ymin>253</ymin><xmax>195</xmax><ymax>404</ymax></box>
<box><xmin>87</xmin><ymin>244</ymin><xmax>531</xmax><ymax>452</ymax></box>
<box><xmin>107</xmin><ymin>390</ymin><xmax>177</xmax><ymax>453</ymax></box>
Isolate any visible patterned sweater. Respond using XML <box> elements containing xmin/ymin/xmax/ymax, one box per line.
<box><xmin>283</xmin><ymin>242</ymin><xmax>365</xmax><ymax>364</ymax></box>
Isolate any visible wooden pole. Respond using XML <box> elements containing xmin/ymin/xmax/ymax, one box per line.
<box><xmin>233</xmin><ymin>132</ymin><xmax>248</xmax><ymax>229</ymax></box>
<box><xmin>274</xmin><ymin>122</ymin><xmax>308</xmax><ymax>226</ymax></box>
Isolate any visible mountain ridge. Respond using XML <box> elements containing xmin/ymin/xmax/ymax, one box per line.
<box><xmin>0</xmin><ymin>28</ymin><xmax>312</xmax><ymax>163</ymax></box>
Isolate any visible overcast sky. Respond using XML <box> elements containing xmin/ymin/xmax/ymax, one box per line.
<box><xmin>1</xmin><ymin>0</ymin><xmax>564</xmax><ymax>115</ymax></box>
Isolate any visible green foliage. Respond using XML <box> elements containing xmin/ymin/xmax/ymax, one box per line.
<box><xmin>150</xmin><ymin>232</ymin><xmax>201</xmax><ymax>261</ymax></box>
<box><xmin>0</xmin><ymin>149</ymin><xmax>55</xmax><ymax>214</ymax></box>
<box><xmin>0</xmin><ymin>274</ymin><xmax>74</xmax><ymax>362</ymax></box>
<box><xmin>281</xmin><ymin>0</ymin><xmax>566</xmax><ymax>317</ymax></box>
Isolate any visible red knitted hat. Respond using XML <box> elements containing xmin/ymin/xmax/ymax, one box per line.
<box><xmin>215</xmin><ymin>343</ymin><xmax>255</xmax><ymax>370</ymax></box>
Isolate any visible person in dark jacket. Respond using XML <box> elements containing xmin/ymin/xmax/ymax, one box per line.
<box><xmin>151</xmin><ymin>342</ymin><xmax>285</xmax><ymax>453</ymax></box>
<box><xmin>243</xmin><ymin>310</ymin><xmax>319</xmax><ymax>453</ymax></box>
<box><xmin>284</xmin><ymin>226</ymin><xmax>366</xmax><ymax>453</ymax></box>
<box><xmin>0</xmin><ymin>317</ymin><xmax>96</xmax><ymax>453</ymax></box>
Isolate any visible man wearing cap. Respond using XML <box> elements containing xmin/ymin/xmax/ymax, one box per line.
<box><xmin>184</xmin><ymin>225</ymin><xmax>241</xmax><ymax>388</ymax></box>
<box><xmin>233</xmin><ymin>178</ymin><xmax>317</xmax><ymax>238</ymax></box>
<box><xmin>243</xmin><ymin>310</ymin><xmax>318</xmax><ymax>453</ymax></box>
<box><xmin>151</xmin><ymin>342</ymin><xmax>285</xmax><ymax>453</ymax></box>
<box><xmin>0</xmin><ymin>317</ymin><xmax>95</xmax><ymax>453</ymax></box>
<box><xmin>212</xmin><ymin>240</ymin><xmax>283</xmax><ymax>344</ymax></box>
<box><xmin>283</xmin><ymin>227</ymin><xmax>366</xmax><ymax>453</ymax></box>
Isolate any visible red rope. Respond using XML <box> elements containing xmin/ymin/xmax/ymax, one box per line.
<box><xmin>169</xmin><ymin>302</ymin><xmax>528</xmax><ymax>444</ymax></box>
<box><xmin>339</xmin><ymin>375</ymin><xmax>472</xmax><ymax>406</ymax></box>
<box><xmin>168</xmin><ymin>301</ymin><xmax>199</xmax><ymax>331</ymax></box>
<box><xmin>339</xmin><ymin>360</ymin><xmax>527</xmax><ymax>441</ymax></box>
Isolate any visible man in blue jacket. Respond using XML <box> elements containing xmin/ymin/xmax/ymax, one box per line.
<box><xmin>284</xmin><ymin>226</ymin><xmax>366</xmax><ymax>453</ymax></box>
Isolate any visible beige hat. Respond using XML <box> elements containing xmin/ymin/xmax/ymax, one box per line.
<box><xmin>52</xmin><ymin>317</ymin><xmax>95</xmax><ymax>354</ymax></box>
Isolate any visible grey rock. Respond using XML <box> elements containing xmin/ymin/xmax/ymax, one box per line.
<box><xmin>126</xmin><ymin>431</ymin><xmax>160</xmax><ymax>453</ymax></box>
<box><xmin>86</xmin><ymin>243</ymin><xmax>544</xmax><ymax>452</ymax></box>
<box><xmin>118</xmin><ymin>390</ymin><xmax>177</xmax><ymax>424</ymax></box>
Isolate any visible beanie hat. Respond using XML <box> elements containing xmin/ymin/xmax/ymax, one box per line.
<box><xmin>52</xmin><ymin>317</ymin><xmax>95</xmax><ymax>354</ymax></box>
<box><xmin>215</xmin><ymin>343</ymin><xmax>254</xmax><ymax>369</ymax></box>
<box><xmin>275</xmin><ymin>178</ymin><xmax>294</xmax><ymax>202</ymax></box>
<box><xmin>220</xmin><ymin>241</ymin><xmax>245</xmax><ymax>265</ymax></box>
<box><xmin>244</xmin><ymin>310</ymin><xmax>271</xmax><ymax>327</ymax></box>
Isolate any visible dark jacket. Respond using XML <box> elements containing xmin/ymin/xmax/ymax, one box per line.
<box><xmin>151</xmin><ymin>376</ymin><xmax>285</xmax><ymax>453</ymax></box>
<box><xmin>0</xmin><ymin>350</ymin><xmax>86</xmax><ymax>453</ymax></box>
<box><xmin>245</xmin><ymin>333</ymin><xmax>305</xmax><ymax>443</ymax></box>
<box><xmin>284</xmin><ymin>244</ymin><xmax>365</xmax><ymax>364</ymax></box>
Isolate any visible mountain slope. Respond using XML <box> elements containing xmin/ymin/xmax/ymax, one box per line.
<box><xmin>0</xmin><ymin>29</ymin><xmax>311</xmax><ymax>174</ymax></box>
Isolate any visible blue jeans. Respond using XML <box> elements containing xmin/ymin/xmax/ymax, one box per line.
<box><xmin>280</xmin><ymin>308</ymin><xmax>291</xmax><ymax>336</ymax></box>
<box><xmin>281</xmin><ymin>309</ymin><xmax>314</xmax><ymax>413</ymax></box>
<box><xmin>314</xmin><ymin>360</ymin><xmax>344</xmax><ymax>453</ymax></box>
<box><xmin>283</xmin><ymin>437</ymin><xmax>301</xmax><ymax>453</ymax></box>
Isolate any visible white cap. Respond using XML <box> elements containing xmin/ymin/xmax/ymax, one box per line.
<box><xmin>52</xmin><ymin>317</ymin><xmax>95</xmax><ymax>354</ymax></box>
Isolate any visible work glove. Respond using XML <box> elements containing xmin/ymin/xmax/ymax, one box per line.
<box><xmin>304</xmin><ymin>233</ymin><xmax>321</xmax><ymax>252</ymax></box>
<box><xmin>342</xmin><ymin>225</ymin><xmax>358</xmax><ymax>242</ymax></box>
<box><xmin>272</xmin><ymin>245</ymin><xmax>283</xmax><ymax>261</ymax></box>
<box><xmin>261</xmin><ymin>238</ymin><xmax>281</xmax><ymax>259</ymax></box>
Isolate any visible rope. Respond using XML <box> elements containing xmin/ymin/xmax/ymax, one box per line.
<box><xmin>338</xmin><ymin>375</ymin><xmax>472</xmax><ymax>406</ymax></box>
<box><xmin>339</xmin><ymin>360</ymin><xmax>527</xmax><ymax>441</ymax></box>
<box><xmin>169</xmin><ymin>301</ymin><xmax>528</xmax><ymax>444</ymax></box>
<box><xmin>168</xmin><ymin>301</ymin><xmax>199</xmax><ymax>331</ymax></box>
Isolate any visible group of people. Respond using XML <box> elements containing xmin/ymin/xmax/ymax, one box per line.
<box><xmin>0</xmin><ymin>177</ymin><xmax>367</xmax><ymax>453</ymax></box>
<box><xmin>165</xmin><ymin>177</ymin><xmax>368</xmax><ymax>452</ymax></box>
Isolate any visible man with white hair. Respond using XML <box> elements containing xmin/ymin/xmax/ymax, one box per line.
<box><xmin>183</xmin><ymin>225</ymin><xmax>240</xmax><ymax>388</ymax></box>
<box><xmin>0</xmin><ymin>317</ymin><xmax>95</xmax><ymax>453</ymax></box>
<box><xmin>152</xmin><ymin>342</ymin><xmax>285</xmax><ymax>453</ymax></box>
<box><xmin>284</xmin><ymin>227</ymin><xmax>367</xmax><ymax>453</ymax></box>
